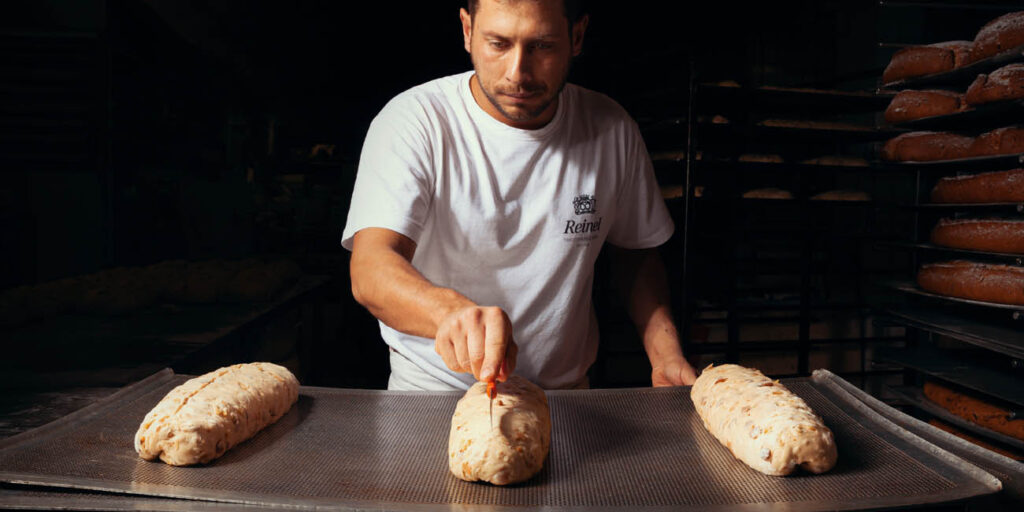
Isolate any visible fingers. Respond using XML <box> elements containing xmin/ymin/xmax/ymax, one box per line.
<box><xmin>463</xmin><ymin>316</ymin><xmax>484</xmax><ymax>377</ymax></box>
<box><xmin>500</xmin><ymin>341</ymin><xmax>518</xmax><ymax>381</ymax></box>
<box><xmin>434</xmin><ymin>322</ymin><xmax>459</xmax><ymax>372</ymax></box>
<box><xmin>436</xmin><ymin>306</ymin><xmax>514</xmax><ymax>381</ymax></box>
<box><xmin>480</xmin><ymin>307</ymin><xmax>512</xmax><ymax>382</ymax></box>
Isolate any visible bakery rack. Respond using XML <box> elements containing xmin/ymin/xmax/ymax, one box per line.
<box><xmin>870</xmin><ymin>1</ymin><xmax>1024</xmax><ymax>461</ymax></box>
<box><xmin>656</xmin><ymin>77</ymin><xmax>914</xmax><ymax>385</ymax></box>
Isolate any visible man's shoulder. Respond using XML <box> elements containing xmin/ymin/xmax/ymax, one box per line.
<box><xmin>564</xmin><ymin>83</ymin><xmax>639</xmax><ymax>133</ymax></box>
<box><xmin>379</xmin><ymin>71</ymin><xmax>471</xmax><ymax>120</ymax></box>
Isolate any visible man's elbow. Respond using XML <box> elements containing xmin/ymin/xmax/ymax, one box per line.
<box><xmin>349</xmin><ymin>260</ymin><xmax>373</xmax><ymax>310</ymax></box>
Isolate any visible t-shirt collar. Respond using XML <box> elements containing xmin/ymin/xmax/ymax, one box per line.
<box><xmin>462</xmin><ymin>71</ymin><xmax>566</xmax><ymax>140</ymax></box>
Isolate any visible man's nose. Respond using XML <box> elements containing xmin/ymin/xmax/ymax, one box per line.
<box><xmin>505</xmin><ymin>45</ymin><xmax>532</xmax><ymax>85</ymax></box>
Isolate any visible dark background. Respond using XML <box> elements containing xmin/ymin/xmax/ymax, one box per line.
<box><xmin>1</xmin><ymin>0</ymin><xmax>1018</xmax><ymax>388</ymax></box>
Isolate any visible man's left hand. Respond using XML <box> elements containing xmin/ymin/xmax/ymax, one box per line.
<box><xmin>652</xmin><ymin>357</ymin><xmax>698</xmax><ymax>387</ymax></box>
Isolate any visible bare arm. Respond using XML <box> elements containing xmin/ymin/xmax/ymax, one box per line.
<box><xmin>607</xmin><ymin>245</ymin><xmax>697</xmax><ymax>386</ymax></box>
<box><xmin>350</xmin><ymin>227</ymin><xmax>516</xmax><ymax>381</ymax></box>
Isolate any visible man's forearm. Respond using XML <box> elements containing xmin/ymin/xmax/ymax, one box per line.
<box><xmin>350</xmin><ymin>229</ymin><xmax>475</xmax><ymax>339</ymax></box>
<box><xmin>611</xmin><ymin>246</ymin><xmax>686</xmax><ymax>364</ymax></box>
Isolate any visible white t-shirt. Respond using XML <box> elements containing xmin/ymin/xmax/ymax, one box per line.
<box><xmin>341</xmin><ymin>70</ymin><xmax>673</xmax><ymax>390</ymax></box>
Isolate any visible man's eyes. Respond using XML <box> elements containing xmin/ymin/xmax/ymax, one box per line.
<box><xmin>487</xmin><ymin>41</ymin><xmax>555</xmax><ymax>51</ymax></box>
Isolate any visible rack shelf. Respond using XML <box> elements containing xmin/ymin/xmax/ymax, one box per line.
<box><xmin>875</xmin><ymin>345</ymin><xmax>1024</xmax><ymax>407</ymax></box>
<box><xmin>687</xmin><ymin>159</ymin><xmax>880</xmax><ymax>174</ymax></box>
<box><xmin>890</xmin><ymin>99</ymin><xmax>1024</xmax><ymax>132</ymax></box>
<box><xmin>686</xmin><ymin>336</ymin><xmax>905</xmax><ymax>355</ymax></box>
<box><xmin>877</xmin><ymin>241</ymin><xmax>1024</xmax><ymax>265</ymax></box>
<box><xmin>873</xmin><ymin>153</ymin><xmax>1024</xmax><ymax>172</ymax></box>
<box><xmin>698</xmin><ymin>121</ymin><xmax>900</xmax><ymax>144</ymax></box>
<box><xmin>902</xmin><ymin>201</ymin><xmax>1024</xmax><ymax>214</ymax></box>
<box><xmin>695</xmin><ymin>83</ymin><xmax>894</xmax><ymax>115</ymax></box>
<box><xmin>883</xmin><ymin>280</ymin><xmax>1024</xmax><ymax>314</ymax></box>
<box><xmin>879</xmin><ymin>44</ymin><xmax>1024</xmax><ymax>90</ymax></box>
<box><xmin>885</xmin><ymin>384</ymin><xmax>1024</xmax><ymax>451</ymax></box>
<box><xmin>880</xmin><ymin>304</ymin><xmax>1024</xmax><ymax>359</ymax></box>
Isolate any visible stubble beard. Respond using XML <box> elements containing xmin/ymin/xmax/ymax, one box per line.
<box><xmin>473</xmin><ymin>55</ymin><xmax>571</xmax><ymax>123</ymax></box>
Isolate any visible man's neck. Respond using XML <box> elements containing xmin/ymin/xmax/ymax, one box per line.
<box><xmin>469</xmin><ymin>74</ymin><xmax>558</xmax><ymax>130</ymax></box>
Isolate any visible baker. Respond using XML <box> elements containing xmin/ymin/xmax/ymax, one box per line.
<box><xmin>342</xmin><ymin>0</ymin><xmax>697</xmax><ymax>391</ymax></box>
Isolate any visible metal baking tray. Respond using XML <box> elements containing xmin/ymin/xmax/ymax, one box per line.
<box><xmin>0</xmin><ymin>369</ymin><xmax>1002</xmax><ymax>511</ymax></box>
<box><xmin>818</xmin><ymin>370</ymin><xmax>1024</xmax><ymax>507</ymax></box>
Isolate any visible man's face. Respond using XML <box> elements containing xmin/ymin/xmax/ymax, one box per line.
<box><xmin>461</xmin><ymin>0</ymin><xmax>586</xmax><ymax>128</ymax></box>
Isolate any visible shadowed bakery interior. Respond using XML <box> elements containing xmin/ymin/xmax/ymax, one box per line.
<box><xmin>0</xmin><ymin>1</ymin><xmax>1022</xmax><ymax>510</ymax></box>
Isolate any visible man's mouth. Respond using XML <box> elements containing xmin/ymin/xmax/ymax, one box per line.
<box><xmin>500</xmin><ymin>90</ymin><xmax>541</xmax><ymax>99</ymax></box>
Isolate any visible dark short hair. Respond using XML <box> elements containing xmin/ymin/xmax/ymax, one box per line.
<box><xmin>466</xmin><ymin>0</ymin><xmax>587</xmax><ymax>26</ymax></box>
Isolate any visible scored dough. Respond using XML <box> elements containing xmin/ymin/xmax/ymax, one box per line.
<box><xmin>690</xmin><ymin>364</ymin><xmax>837</xmax><ymax>476</ymax></box>
<box><xmin>448</xmin><ymin>375</ymin><xmax>551</xmax><ymax>485</ymax></box>
<box><xmin>134</xmin><ymin>362</ymin><xmax>299</xmax><ymax>466</ymax></box>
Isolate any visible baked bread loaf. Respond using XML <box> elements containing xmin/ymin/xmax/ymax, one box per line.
<box><xmin>742</xmin><ymin>188</ymin><xmax>793</xmax><ymax>200</ymax></box>
<box><xmin>448</xmin><ymin>375</ymin><xmax>551</xmax><ymax>485</ymax></box>
<box><xmin>690</xmin><ymin>364</ymin><xmax>837</xmax><ymax>476</ymax></box>
<box><xmin>968</xmin><ymin>125</ymin><xmax>1024</xmax><ymax>157</ymax></box>
<box><xmin>883</xmin><ymin>41</ymin><xmax>973</xmax><ymax>84</ymax></box>
<box><xmin>881</xmin><ymin>131</ymin><xmax>974</xmax><ymax>162</ymax></box>
<box><xmin>923</xmin><ymin>380</ymin><xmax>1024</xmax><ymax>441</ymax></box>
<box><xmin>967</xmin><ymin>11</ymin><xmax>1024</xmax><ymax>65</ymax></box>
<box><xmin>928</xmin><ymin>418</ymin><xmax>1024</xmax><ymax>461</ymax></box>
<box><xmin>884</xmin><ymin>89</ymin><xmax>964</xmax><ymax>123</ymax></box>
<box><xmin>965</xmin><ymin>63</ymin><xmax>1024</xmax><ymax>106</ymax></box>
<box><xmin>931</xmin><ymin>169</ymin><xmax>1024</xmax><ymax>203</ymax></box>
<box><xmin>917</xmin><ymin>260</ymin><xmax>1024</xmax><ymax>305</ymax></box>
<box><xmin>930</xmin><ymin>218</ymin><xmax>1024</xmax><ymax>254</ymax></box>
<box><xmin>135</xmin><ymin>362</ymin><xmax>299</xmax><ymax>466</ymax></box>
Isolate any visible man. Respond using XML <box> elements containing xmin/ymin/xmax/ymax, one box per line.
<box><xmin>342</xmin><ymin>0</ymin><xmax>697</xmax><ymax>390</ymax></box>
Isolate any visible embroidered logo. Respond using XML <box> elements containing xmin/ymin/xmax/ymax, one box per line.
<box><xmin>572</xmin><ymin>194</ymin><xmax>596</xmax><ymax>215</ymax></box>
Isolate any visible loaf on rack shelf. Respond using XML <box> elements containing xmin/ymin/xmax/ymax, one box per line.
<box><xmin>917</xmin><ymin>260</ymin><xmax>1024</xmax><ymax>305</ymax></box>
<box><xmin>966</xmin><ymin>11</ymin><xmax>1024</xmax><ymax>65</ymax></box>
<box><xmin>965</xmin><ymin>63</ymin><xmax>1024</xmax><ymax>106</ymax></box>
<box><xmin>882</xmin><ymin>41</ymin><xmax>972</xmax><ymax>84</ymax></box>
<box><xmin>969</xmin><ymin>125</ymin><xmax>1024</xmax><ymax>157</ymax></box>
<box><xmin>923</xmin><ymin>380</ymin><xmax>1024</xmax><ymax>442</ymax></box>
<box><xmin>930</xmin><ymin>218</ymin><xmax>1024</xmax><ymax>254</ymax></box>
<box><xmin>930</xmin><ymin>168</ymin><xmax>1024</xmax><ymax>203</ymax></box>
<box><xmin>800</xmin><ymin>155</ymin><xmax>869</xmax><ymax>167</ymax></box>
<box><xmin>881</xmin><ymin>131</ymin><xmax>974</xmax><ymax>162</ymax></box>
<box><xmin>742</xmin><ymin>188</ymin><xmax>793</xmax><ymax>200</ymax></box>
<box><xmin>884</xmin><ymin>90</ymin><xmax>964</xmax><ymax>123</ymax></box>
<box><xmin>809</xmin><ymin>190</ymin><xmax>871</xmax><ymax>202</ymax></box>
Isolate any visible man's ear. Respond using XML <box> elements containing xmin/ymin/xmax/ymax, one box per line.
<box><xmin>571</xmin><ymin>14</ymin><xmax>588</xmax><ymax>57</ymax></box>
<box><xmin>460</xmin><ymin>8</ymin><xmax>473</xmax><ymax>54</ymax></box>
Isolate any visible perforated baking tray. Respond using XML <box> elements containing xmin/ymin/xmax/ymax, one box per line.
<box><xmin>0</xmin><ymin>369</ymin><xmax>1002</xmax><ymax>511</ymax></box>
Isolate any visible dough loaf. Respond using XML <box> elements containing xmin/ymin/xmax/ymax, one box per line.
<box><xmin>448</xmin><ymin>375</ymin><xmax>551</xmax><ymax>485</ymax></box>
<box><xmin>135</xmin><ymin>362</ymin><xmax>299</xmax><ymax>466</ymax></box>
<box><xmin>690</xmin><ymin>364</ymin><xmax>837</xmax><ymax>476</ymax></box>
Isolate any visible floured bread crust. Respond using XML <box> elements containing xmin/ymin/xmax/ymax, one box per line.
<box><xmin>448</xmin><ymin>375</ymin><xmax>551</xmax><ymax>485</ymax></box>
<box><xmin>690</xmin><ymin>364</ymin><xmax>837</xmax><ymax>476</ymax></box>
<box><xmin>134</xmin><ymin>362</ymin><xmax>299</xmax><ymax>466</ymax></box>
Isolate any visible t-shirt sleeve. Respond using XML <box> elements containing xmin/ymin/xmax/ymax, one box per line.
<box><xmin>606</xmin><ymin>120</ymin><xmax>674</xmax><ymax>249</ymax></box>
<box><xmin>341</xmin><ymin>98</ymin><xmax>435</xmax><ymax>251</ymax></box>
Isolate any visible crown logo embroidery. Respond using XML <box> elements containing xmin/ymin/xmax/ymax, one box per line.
<box><xmin>573</xmin><ymin>194</ymin><xmax>596</xmax><ymax>215</ymax></box>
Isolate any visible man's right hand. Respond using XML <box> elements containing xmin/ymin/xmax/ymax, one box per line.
<box><xmin>435</xmin><ymin>305</ymin><xmax>517</xmax><ymax>382</ymax></box>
